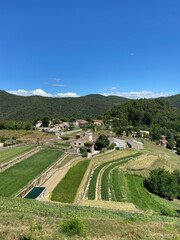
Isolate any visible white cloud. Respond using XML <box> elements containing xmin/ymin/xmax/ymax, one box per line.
<box><xmin>103</xmin><ymin>87</ymin><xmax>118</xmax><ymax>91</ymax></box>
<box><xmin>102</xmin><ymin>90</ymin><xmax>175</xmax><ymax>99</ymax></box>
<box><xmin>8</xmin><ymin>89</ymin><xmax>79</xmax><ymax>98</ymax></box>
<box><xmin>57</xmin><ymin>92</ymin><xmax>79</xmax><ymax>97</ymax></box>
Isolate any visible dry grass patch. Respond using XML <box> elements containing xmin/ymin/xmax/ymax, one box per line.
<box><xmin>80</xmin><ymin>200</ymin><xmax>142</xmax><ymax>213</ymax></box>
<box><xmin>0</xmin><ymin>129</ymin><xmax>56</xmax><ymax>143</ymax></box>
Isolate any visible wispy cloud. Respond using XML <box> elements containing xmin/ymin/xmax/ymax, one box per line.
<box><xmin>129</xmin><ymin>52</ymin><xmax>135</xmax><ymax>56</ymax></box>
<box><xmin>52</xmin><ymin>78</ymin><xmax>61</xmax><ymax>82</ymax></box>
<box><xmin>8</xmin><ymin>89</ymin><xmax>79</xmax><ymax>98</ymax></box>
<box><xmin>103</xmin><ymin>87</ymin><xmax>118</xmax><ymax>91</ymax></box>
<box><xmin>52</xmin><ymin>84</ymin><xmax>66</xmax><ymax>87</ymax></box>
<box><xmin>102</xmin><ymin>90</ymin><xmax>175</xmax><ymax>99</ymax></box>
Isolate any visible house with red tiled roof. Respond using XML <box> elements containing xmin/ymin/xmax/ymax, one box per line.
<box><xmin>93</xmin><ymin>120</ymin><xmax>104</xmax><ymax>126</ymax></box>
<box><xmin>159</xmin><ymin>139</ymin><xmax>168</xmax><ymax>147</ymax></box>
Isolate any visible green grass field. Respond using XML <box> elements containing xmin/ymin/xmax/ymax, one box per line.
<box><xmin>0</xmin><ymin>149</ymin><xmax>64</xmax><ymax>197</ymax></box>
<box><xmin>0</xmin><ymin>144</ymin><xmax>37</xmax><ymax>166</ymax></box>
<box><xmin>110</xmin><ymin>171</ymin><xmax>179</xmax><ymax>216</ymax></box>
<box><xmin>51</xmin><ymin>160</ymin><xmax>90</xmax><ymax>203</ymax></box>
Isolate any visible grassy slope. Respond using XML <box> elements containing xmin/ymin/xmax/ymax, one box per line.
<box><xmin>51</xmin><ymin>160</ymin><xmax>90</xmax><ymax>203</ymax></box>
<box><xmin>0</xmin><ymin>144</ymin><xmax>37</xmax><ymax>166</ymax></box>
<box><xmin>0</xmin><ymin>149</ymin><xmax>64</xmax><ymax>197</ymax></box>
<box><xmin>0</xmin><ymin>196</ymin><xmax>180</xmax><ymax>239</ymax></box>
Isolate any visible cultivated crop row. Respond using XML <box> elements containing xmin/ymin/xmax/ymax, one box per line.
<box><xmin>0</xmin><ymin>149</ymin><xmax>64</xmax><ymax>197</ymax></box>
<box><xmin>88</xmin><ymin>153</ymin><xmax>142</xmax><ymax>200</ymax></box>
<box><xmin>100</xmin><ymin>153</ymin><xmax>142</xmax><ymax>200</ymax></box>
<box><xmin>51</xmin><ymin>160</ymin><xmax>90</xmax><ymax>203</ymax></box>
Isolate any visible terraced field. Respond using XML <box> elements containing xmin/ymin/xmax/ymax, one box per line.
<box><xmin>0</xmin><ymin>149</ymin><xmax>64</xmax><ymax>197</ymax></box>
<box><xmin>125</xmin><ymin>154</ymin><xmax>157</xmax><ymax>170</ymax></box>
<box><xmin>109</xmin><ymin>171</ymin><xmax>179</xmax><ymax>216</ymax></box>
<box><xmin>51</xmin><ymin>160</ymin><xmax>90</xmax><ymax>203</ymax></box>
<box><xmin>87</xmin><ymin>153</ymin><xmax>142</xmax><ymax>200</ymax></box>
<box><xmin>0</xmin><ymin>144</ymin><xmax>37</xmax><ymax>166</ymax></box>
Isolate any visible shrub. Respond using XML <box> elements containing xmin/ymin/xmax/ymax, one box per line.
<box><xmin>116</xmin><ymin>147</ymin><xmax>120</xmax><ymax>150</ymax></box>
<box><xmin>61</xmin><ymin>135</ymin><xmax>69</xmax><ymax>140</ymax></box>
<box><xmin>60</xmin><ymin>214</ymin><xmax>86</xmax><ymax>236</ymax></box>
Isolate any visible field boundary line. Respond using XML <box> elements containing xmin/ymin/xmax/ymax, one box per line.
<box><xmin>0</xmin><ymin>146</ymin><xmax>41</xmax><ymax>172</ymax></box>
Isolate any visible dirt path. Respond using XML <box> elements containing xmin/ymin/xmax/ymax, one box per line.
<box><xmin>41</xmin><ymin>156</ymin><xmax>81</xmax><ymax>193</ymax></box>
<box><xmin>41</xmin><ymin>166</ymin><xmax>70</xmax><ymax>192</ymax></box>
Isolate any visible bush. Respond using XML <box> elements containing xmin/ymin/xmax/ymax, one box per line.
<box><xmin>177</xmin><ymin>148</ymin><xmax>180</xmax><ymax>155</ymax></box>
<box><xmin>116</xmin><ymin>147</ymin><xmax>120</xmax><ymax>150</ymax></box>
<box><xmin>61</xmin><ymin>135</ymin><xmax>69</xmax><ymax>140</ymax></box>
<box><xmin>60</xmin><ymin>214</ymin><xmax>86</xmax><ymax>236</ymax></box>
<box><xmin>107</xmin><ymin>143</ymin><xmax>116</xmax><ymax>150</ymax></box>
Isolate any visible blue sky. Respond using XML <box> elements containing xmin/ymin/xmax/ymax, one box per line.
<box><xmin>0</xmin><ymin>0</ymin><xmax>180</xmax><ymax>98</ymax></box>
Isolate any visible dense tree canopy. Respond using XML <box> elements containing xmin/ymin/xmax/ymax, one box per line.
<box><xmin>144</xmin><ymin>168</ymin><xmax>180</xmax><ymax>199</ymax></box>
<box><xmin>95</xmin><ymin>134</ymin><xmax>110</xmax><ymax>150</ymax></box>
<box><xmin>103</xmin><ymin>99</ymin><xmax>180</xmax><ymax>136</ymax></box>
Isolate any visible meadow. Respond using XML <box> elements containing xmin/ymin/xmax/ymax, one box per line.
<box><xmin>51</xmin><ymin>160</ymin><xmax>90</xmax><ymax>203</ymax></box>
<box><xmin>0</xmin><ymin>149</ymin><xmax>64</xmax><ymax>197</ymax></box>
<box><xmin>0</xmin><ymin>144</ymin><xmax>37</xmax><ymax>166</ymax></box>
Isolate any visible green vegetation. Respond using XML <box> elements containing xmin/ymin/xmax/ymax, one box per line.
<box><xmin>60</xmin><ymin>214</ymin><xmax>86</xmax><ymax>236</ymax></box>
<box><xmin>0</xmin><ymin>90</ymin><xmax>128</xmax><ymax>121</ymax></box>
<box><xmin>58</xmin><ymin>154</ymin><xmax>79</xmax><ymax>168</ymax></box>
<box><xmin>103</xmin><ymin>98</ymin><xmax>180</xmax><ymax>136</ymax></box>
<box><xmin>95</xmin><ymin>134</ymin><xmax>110</xmax><ymax>150</ymax></box>
<box><xmin>0</xmin><ymin>144</ymin><xmax>37</xmax><ymax>166</ymax></box>
<box><xmin>51</xmin><ymin>160</ymin><xmax>90</xmax><ymax>203</ymax></box>
<box><xmin>144</xmin><ymin>168</ymin><xmax>180</xmax><ymax>199</ymax></box>
<box><xmin>101</xmin><ymin>153</ymin><xmax>142</xmax><ymax>200</ymax></box>
<box><xmin>125</xmin><ymin>174</ymin><xmax>178</xmax><ymax>216</ymax></box>
<box><xmin>88</xmin><ymin>153</ymin><xmax>142</xmax><ymax>200</ymax></box>
<box><xmin>110</xmin><ymin>169</ymin><xmax>124</xmax><ymax>202</ymax></box>
<box><xmin>0</xmin><ymin>149</ymin><xmax>64</xmax><ymax>197</ymax></box>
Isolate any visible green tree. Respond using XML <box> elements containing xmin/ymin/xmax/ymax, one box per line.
<box><xmin>95</xmin><ymin>134</ymin><xmax>110</xmax><ymax>150</ymax></box>
<box><xmin>167</xmin><ymin>140</ymin><xmax>175</xmax><ymax>149</ymax></box>
<box><xmin>42</xmin><ymin>117</ymin><xmax>50</xmax><ymax>127</ymax></box>
<box><xmin>144</xmin><ymin>168</ymin><xmax>179</xmax><ymax>199</ymax></box>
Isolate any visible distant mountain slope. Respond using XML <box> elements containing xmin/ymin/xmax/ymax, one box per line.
<box><xmin>103</xmin><ymin>98</ymin><xmax>180</xmax><ymax>133</ymax></box>
<box><xmin>0</xmin><ymin>90</ymin><xmax>128</xmax><ymax>121</ymax></box>
<box><xmin>161</xmin><ymin>94</ymin><xmax>180</xmax><ymax>108</ymax></box>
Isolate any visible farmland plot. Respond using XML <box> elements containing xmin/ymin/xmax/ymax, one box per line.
<box><xmin>88</xmin><ymin>153</ymin><xmax>142</xmax><ymax>200</ymax></box>
<box><xmin>110</xmin><ymin>172</ymin><xmax>178</xmax><ymax>216</ymax></box>
<box><xmin>0</xmin><ymin>144</ymin><xmax>37</xmax><ymax>166</ymax></box>
<box><xmin>51</xmin><ymin>160</ymin><xmax>90</xmax><ymax>203</ymax></box>
<box><xmin>125</xmin><ymin>154</ymin><xmax>157</xmax><ymax>170</ymax></box>
<box><xmin>0</xmin><ymin>149</ymin><xmax>64</xmax><ymax>197</ymax></box>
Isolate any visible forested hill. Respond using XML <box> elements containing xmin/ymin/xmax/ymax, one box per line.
<box><xmin>103</xmin><ymin>99</ymin><xmax>180</xmax><ymax>134</ymax></box>
<box><xmin>0</xmin><ymin>90</ymin><xmax>128</xmax><ymax>121</ymax></box>
<box><xmin>160</xmin><ymin>94</ymin><xmax>180</xmax><ymax>108</ymax></box>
